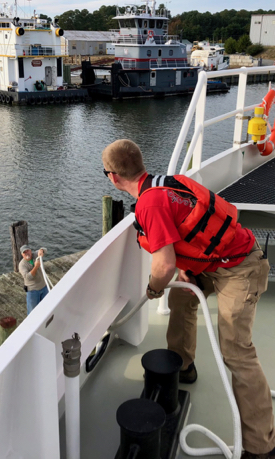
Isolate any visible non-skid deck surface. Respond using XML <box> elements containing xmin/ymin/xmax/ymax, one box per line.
<box><xmin>218</xmin><ymin>157</ymin><xmax>275</xmax><ymax>205</ymax></box>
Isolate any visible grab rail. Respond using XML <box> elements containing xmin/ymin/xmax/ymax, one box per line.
<box><xmin>167</xmin><ymin>66</ymin><xmax>275</xmax><ymax>176</ymax></box>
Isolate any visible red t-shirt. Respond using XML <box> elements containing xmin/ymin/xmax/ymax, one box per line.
<box><xmin>136</xmin><ymin>180</ymin><xmax>255</xmax><ymax>272</ymax></box>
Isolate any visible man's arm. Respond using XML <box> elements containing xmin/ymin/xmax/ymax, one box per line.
<box><xmin>147</xmin><ymin>243</ymin><xmax>176</xmax><ymax>299</ymax></box>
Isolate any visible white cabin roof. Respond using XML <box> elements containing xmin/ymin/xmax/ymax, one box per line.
<box><xmin>63</xmin><ymin>30</ymin><xmax>119</xmax><ymax>42</ymax></box>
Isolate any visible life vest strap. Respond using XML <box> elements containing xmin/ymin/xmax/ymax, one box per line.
<box><xmin>184</xmin><ymin>191</ymin><xmax>216</xmax><ymax>242</ymax></box>
<box><xmin>204</xmin><ymin>215</ymin><xmax>233</xmax><ymax>255</ymax></box>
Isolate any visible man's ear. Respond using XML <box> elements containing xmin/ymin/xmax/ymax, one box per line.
<box><xmin>110</xmin><ymin>172</ymin><xmax>118</xmax><ymax>183</ymax></box>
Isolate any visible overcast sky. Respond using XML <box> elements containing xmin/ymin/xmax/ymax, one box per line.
<box><xmin>15</xmin><ymin>0</ymin><xmax>274</xmax><ymax>21</ymax></box>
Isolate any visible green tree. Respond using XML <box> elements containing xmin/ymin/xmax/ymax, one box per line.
<box><xmin>39</xmin><ymin>14</ymin><xmax>52</xmax><ymax>23</ymax></box>
<box><xmin>57</xmin><ymin>10</ymin><xmax>78</xmax><ymax>29</ymax></box>
<box><xmin>236</xmin><ymin>34</ymin><xmax>252</xmax><ymax>53</ymax></box>
<box><xmin>225</xmin><ymin>37</ymin><xmax>237</xmax><ymax>54</ymax></box>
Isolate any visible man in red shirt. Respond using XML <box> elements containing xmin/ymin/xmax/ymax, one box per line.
<box><xmin>102</xmin><ymin>138</ymin><xmax>275</xmax><ymax>459</ymax></box>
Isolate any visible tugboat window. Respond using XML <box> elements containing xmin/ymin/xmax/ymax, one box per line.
<box><xmin>144</xmin><ymin>20</ymin><xmax>148</xmax><ymax>28</ymax></box>
<box><xmin>144</xmin><ymin>30</ymin><xmax>147</xmax><ymax>35</ymax></box>
<box><xmin>156</xmin><ymin>20</ymin><xmax>163</xmax><ymax>28</ymax></box>
<box><xmin>169</xmin><ymin>50</ymin><xmax>173</xmax><ymax>56</ymax></box>
<box><xmin>183</xmin><ymin>71</ymin><xmax>187</xmax><ymax>78</ymax></box>
<box><xmin>147</xmin><ymin>50</ymin><xmax>151</xmax><ymax>56</ymax></box>
<box><xmin>125</xmin><ymin>19</ymin><xmax>135</xmax><ymax>27</ymax></box>
<box><xmin>138</xmin><ymin>19</ymin><xmax>142</xmax><ymax>27</ymax></box>
<box><xmin>149</xmin><ymin>19</ymin><xmax>155</xmax><ymax>28</ymax></box>
<box><xmin>119</xmin><ymin>20</ymin><xmax>125</xmax><ymax>27</ymax></box>
<box><xmin>151</xmin><ymin>72</ymin><xmax>156</xmax><ymax>78</ymax></box>
<box><xmin>158</xmin><ymin>49</ymin><xmax>162</xmax><ymax>57</ymax></box>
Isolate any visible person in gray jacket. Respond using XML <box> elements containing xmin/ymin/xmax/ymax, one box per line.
<box><xmin>19</xmin><ymin>245</ymin><xmax>48</xmax><ymax>315</ymax></box>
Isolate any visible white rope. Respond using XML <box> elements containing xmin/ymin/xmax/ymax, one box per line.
<box><xmin>109</xmin><ymin>281</ymin><xmax>275</xmax><ymax>458</ymax></box>
<box><xmin>168</xmin><ymin>282</ymin><xmax>242</xmax><ymax>459</ymax></box>
<box><xmin>39</xmin><ymin>255</ymin><xmax>53</xmax><ymax>292</ymax></box>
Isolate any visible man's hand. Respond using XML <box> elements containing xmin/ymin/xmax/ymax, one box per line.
<box><xmin>178</xmin><ymin>270</ymin><xmax>197</xmax><ymax>296</ymax></box>
<box><xmin>37</xmin><ymin>249</ymin><xmax>44</xmax><ymax>257</ymax></box>
<box><xmin>146</xmin><ymin>283</ymin><xmax>164</xmax><ymax>300</ymax></box>
<box><xmin>34</xmin><ymin>258</ymin><xmax>41</xmax><ymax>268</ymax></box>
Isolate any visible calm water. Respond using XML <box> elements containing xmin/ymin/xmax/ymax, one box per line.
<box><xmin>0</xmin><ymin>83</ymin><xmax>272</xmax><ymax>274</ymax></box>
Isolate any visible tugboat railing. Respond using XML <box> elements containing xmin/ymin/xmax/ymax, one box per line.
<box><xmin>113</xmin><ymin>34</ymin><xmax>166</xmax><ymax>45</ymax></box>
<box><xmin>1</xmin><ymin>43</ymin><xmax>66</xmax><ymax>57</ymax></box>
<box><xmin>150</xmin><ymin>59</ymin><xmax>188</xmax><ymax>68</ymax></box>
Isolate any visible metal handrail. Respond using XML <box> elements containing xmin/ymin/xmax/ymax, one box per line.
<box><xmin>168</xmin><ymin>66</ymin><xmax>275</xmax><ymax>176</ymax></box>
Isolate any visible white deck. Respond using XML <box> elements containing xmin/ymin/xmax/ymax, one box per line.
<box><xmin>59</xmin><ymin>280</ymin><xmax>275</xmax><ymax>459</ymax></box>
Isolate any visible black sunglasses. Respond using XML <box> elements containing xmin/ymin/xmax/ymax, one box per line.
<box><xmin>103</xmin><ymin>168</ymin><xmax>116</xmax><ymax>177</ymax></box>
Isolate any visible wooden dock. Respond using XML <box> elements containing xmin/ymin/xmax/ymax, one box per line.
<box><xmin>0</xmin><ymin>250</ymin><xmax>86</xmax><ymax>326</ymax></box>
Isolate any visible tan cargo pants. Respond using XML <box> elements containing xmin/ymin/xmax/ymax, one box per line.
<box><xmin>167</xmin><ymin>242</ymin><xmax>275</xmax><ymax>453</ymax></box>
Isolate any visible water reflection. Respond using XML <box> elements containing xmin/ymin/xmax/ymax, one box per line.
<box><xmin>0</xmin><ymin>83</ymin><xmax>272</xmax><ymax>274</ymax></box>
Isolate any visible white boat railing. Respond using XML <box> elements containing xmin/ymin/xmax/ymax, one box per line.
<box><xmin>0</xmin><ymin>43</ymin><xmax>65</xmax><ymax>57</ymax></box>
<box><xmin>167</xmin><ymin>66</ymin><xmax>275</xmax><ymax>176</ymax></box>
<box><xmin>150</xmin><ymin>59</ymin><xmax>189</xmax><ymax>68</ymax></box>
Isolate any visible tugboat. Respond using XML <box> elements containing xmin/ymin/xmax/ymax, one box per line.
<box><xmin>0</xmin><ymin>4</ymin><xmax>88</xmax><ymax>105</ymax></box>
<box><xmin>81</xmin><ymin>0</ymin><xmax>228</xmax><ymax>99</ymax></box>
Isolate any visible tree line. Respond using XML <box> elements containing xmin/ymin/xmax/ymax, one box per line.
<box><xmin>53</xmin><ymin>5</ymin><xmax>275</xmax><ymax>44</ymax></box>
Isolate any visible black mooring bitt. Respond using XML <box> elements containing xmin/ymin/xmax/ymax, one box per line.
<box><xmin>115</xmin><ymin>349</ymin><xmax>191</xmax><ymax>459</ymax></box>
<box><xmin>116</xmin><ymin>398</ymin><xmax>166</xmax><ymax>459</ymax></box>
<box><xmin>142</xmin><ymin>349</ymin><xmax>183</xmax><ymax>415</ymax></box>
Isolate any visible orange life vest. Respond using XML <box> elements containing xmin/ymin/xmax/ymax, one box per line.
<box><xmin>135</xmin><ymin>174</ymin><xmax>238</xmax><ymax>275</ymax></box>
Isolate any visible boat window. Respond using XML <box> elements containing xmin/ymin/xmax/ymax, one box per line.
<box><xmin>190</xmin><ymin>71</ymin><xmax>194</xmax><ymax>77</ymax></box>
<box><xmin>144</xmin><ymin>30</ymin><xmax>147</xmax><ymax>35</ymax></box>
<box><xmin>183</xmin><ymin>71</ymin><xmax>187</xmax><ymax>78</ymax></box>
<box><xmin>119</xmin><ymin>20</ymin><xmax>125</xmax><ymax>27</ymax></box>
<box><xmin>158</xmin><ymin>49</ymin><xmax>162</xmax><ymax>57</ymax></box>
<box><xmin>151</xmin><ymin>72</ymin><xmax>156</xmax><ymax>78</ymax></box>
<box><xmin>124</xmin><ymin>19</ymin><xmax>135</xmax><ymax>27</ymax></box>
<box><xmin>156</xmin><ymin>20</ymin><xmax>163</xmax><ymax>28</ymax></box>
<box><xmin>138</xmin><ymin>19</ymin><xmax>142</xmax><ymax>28</ymax></box>
<box><xmin>144</xmin><ymin>20</ymin><xmax>148</xmax><ymax>28</ymax></box>
<box><xmin>169</xmin><ymin>50</ymin><xmax>173</xmax><ymax>56</ymax></box>
<box><xmin>149</xmin><ymin>19</ymin><xmax>155</xmax><ymax>28</ymax></box>
<box><xmin>147</xmin><ymin>50</ymin><xmax>152</xmax><ymax>56</ymax></box>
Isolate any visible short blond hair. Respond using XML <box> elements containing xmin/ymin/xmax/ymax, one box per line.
<box><xmin>102</xmin><ymin>139</ymin><xmax>145</xmax><ymax>180</ymax></box>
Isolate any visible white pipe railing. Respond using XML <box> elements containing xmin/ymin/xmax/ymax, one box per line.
<box><xmin>167</xmin><ymin>66</ymin><xmax>275</xmax><ymax>176</ymax></box>
<box><xmin>167</xmin><ymin>71</ymin><xmax>208</xmax><ymax>175</ymax></box>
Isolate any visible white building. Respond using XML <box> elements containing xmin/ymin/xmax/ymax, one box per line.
<box><xmin>61</xmin><ymin>30</ymin><xmax>119</xmax><ymax>56</ymax></box>
<box><xmin>250</xmin><ymin>14</ymin><xmax>275</xmax><ymax>46</ymax></box>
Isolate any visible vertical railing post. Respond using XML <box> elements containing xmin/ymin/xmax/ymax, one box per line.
<box><xmin>62</xmin><ymin>333</ymin><xmax>81</xmax><ymax>459</ymax></box>
<box><xmin>233</xmin><ymin>68</ymin><xmax>248</xmax><ymax>147</ymax></box>
<box><xmin>192</xmin><ymin>72</ymin><xmax>208</xmax><ymax>171</ymax></box>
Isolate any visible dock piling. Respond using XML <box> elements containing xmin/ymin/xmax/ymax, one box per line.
<box><xmin>0</xmin><ymin>317</ymin><xmax>17</xmax><ymax>345</ymax></box>
<box><xmin>9</xmin><ymin>221</ymin><xmax>28</xmax><ymax>272</ymax></box>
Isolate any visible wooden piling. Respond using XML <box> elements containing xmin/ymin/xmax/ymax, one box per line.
<box><xmin>112</xmin><ymin>200</ymin><xmax>124</xmax><ymax>227</ymax></box>
<box><xmin>102</xmin><ymin>196</ymin><xmax>113</xmax><ymax>236</ymax></box>
<box><xmin>0</xmin><ymin>317</ymin><xmax>17</xmax><ymax>345</ymax></box>
<box><xmin>9</xmin><ymin>221</ymin><xmax>28</xmax><ymax>272</ymax></box>
<box><xmin>63</xmin><ymin>64</ymin><xmax>71</xmax><ymax>84</ymax></box>
<box><xmin>102</xmin><ymin>197</ymin><xmax>125</xmax><ymax>236</ymax></box>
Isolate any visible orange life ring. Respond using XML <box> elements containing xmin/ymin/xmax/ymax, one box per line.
<box><xmin>148</xmin><ymin>30</ymin><xmax>154</xmax><ymax>38</ymax></box>
<box><xmin>257</xmin><ymin>88</ymin><xmax>275</xmax><ymax>156</ymax></box>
